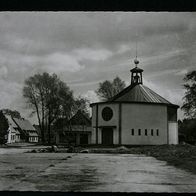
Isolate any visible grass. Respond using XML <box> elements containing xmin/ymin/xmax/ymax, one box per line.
<box><xmin>27</xmin><ymin>143</ymin><xmax>196</xmax><ymax>175</ymax></box>
<box><xmin>70</xmin><ymin>144</ymin><xmax>196</xmax><ymax>175</ymax></box>
<box><xmin>131</xmin><ymin>144</ymin><xmax>196</xmax><ymax>175</ymax></box>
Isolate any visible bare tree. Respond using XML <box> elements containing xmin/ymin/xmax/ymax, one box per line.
<box><xmin>23</xmin><ymin>72</ymin><xmax>74</xmax><ymax>144</ymax></box>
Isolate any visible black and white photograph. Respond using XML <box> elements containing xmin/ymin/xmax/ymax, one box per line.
<box><xmin>0</xmin><ymin>11</ymin><xmax>196</xmax><ymax>193</ymax></box>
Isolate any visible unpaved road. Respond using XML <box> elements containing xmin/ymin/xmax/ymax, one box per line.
<box><xmin>0</xmin><ymin>149</ymin><xmax>196</xmax><ymax>192</ymax></box>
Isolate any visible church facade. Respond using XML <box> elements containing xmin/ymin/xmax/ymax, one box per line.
<box><xmin>90</xmin><ymin>58</ymin><xmax>179</xmax><ymax>145</ymax></box>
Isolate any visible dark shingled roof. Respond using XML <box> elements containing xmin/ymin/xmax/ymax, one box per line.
<box><xmin>90</xmin><ymin>84</ymin><xmax>179</xmax><ymax>108</ymax></box>
<box><xmin>13</xmin><ymin>118</ymin><xmax>35</xmax><ymax>131</ymax></box>
<box><xmin>4</xmin><ymin>115</ymin><xmax>18</xmax><ymax>128</ymax></box>
<box><xmin>110</xmin><ymin>84</ymin><xmax>172</xmax><ymax>104</ymax></box>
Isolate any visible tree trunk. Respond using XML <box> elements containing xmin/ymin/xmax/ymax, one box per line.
<box><xmin>48</xmin><ymin>109</ymin><xmax>51</xmax><ymax>145</ymax></box>
<box><xmin>41</xmin><ymin>109</ymin><xmax>45</xmax><ymax>143</ymax></box>
<box><xmin>33</xmin><ymin>98</ymin><xmax>45</xmax><ymax>144</ymax></box>
<box><xmin>48</xmin><ymin>124</ymin><xmax>51</xmax><ymax>145</ymax></box>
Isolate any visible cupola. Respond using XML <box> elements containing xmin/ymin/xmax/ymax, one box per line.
<box><xmin>130</xmin><ymin>57</ymin><xmax>143</xmax><ymax>85</ymax></box>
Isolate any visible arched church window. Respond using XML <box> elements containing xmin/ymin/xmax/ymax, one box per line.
<box><xmin>102</xmin><ymin>107</ymin><xmax>113</xmax><ymax>121</ymax></box>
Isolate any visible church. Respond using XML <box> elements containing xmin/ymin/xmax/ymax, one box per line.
<box><xmin>90</xmin><ymin>57</ymin><xmax>179</xmax><ymax>145</ymax></box>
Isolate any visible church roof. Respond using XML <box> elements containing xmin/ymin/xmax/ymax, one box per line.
<box><xmin>130</xmin><ymin>66</ymin><xmax>143</xmax><ymax>73</ymax></box>
<box><xmin>91</xmin><ymin>56</ymin><xmax>179</xmax><ymax>108</ymax></box>
<box><xmin>110</xmin><ymin>84</ymin><xmax>172</xmax><ymax>104</ymax></box>
<box><xmin>90</xmin><ymin>84</ymin><xmax>178</xmax><ymax>108</ymax></box>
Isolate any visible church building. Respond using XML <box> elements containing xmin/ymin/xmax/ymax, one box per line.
<box><xmin>90</xmin><ymin>57</ymin><xmax>179</xmax><ymax>145</ymax></box>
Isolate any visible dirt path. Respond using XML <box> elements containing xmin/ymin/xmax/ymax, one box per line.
<box><xmin>0</xmin><ymin>152</ymin><xmax>196</xmax><ymax>192</ymax></box>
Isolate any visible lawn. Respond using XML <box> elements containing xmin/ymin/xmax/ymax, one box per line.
<box><xmin>82</xmin><ymin>144</ymin><xmax>196</xmax><ymax>175</ymax></box>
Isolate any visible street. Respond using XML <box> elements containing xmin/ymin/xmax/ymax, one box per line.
<box><xmin>0</xmin><ymin>148</ymin><xmax>196</xmax><ymax>192</ymax></box>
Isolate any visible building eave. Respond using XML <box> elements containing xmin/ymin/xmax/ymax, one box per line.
<box><xmin>90</xmin><ymin>101</ymin><xmax>179</xmax><ymax>108</ymax></box>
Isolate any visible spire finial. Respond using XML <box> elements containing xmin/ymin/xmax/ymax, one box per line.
<box><xmin>134</xmin><ymin>34</ymin><xmax>139</xmax><ymax>67</ymax></box>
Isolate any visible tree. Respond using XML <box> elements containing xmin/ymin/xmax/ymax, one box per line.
<box><xmin>1</xmin><ymin>109</ymin><xmax>22</xmax><ymax>119</ymax></box>
<box><xmin>181</xmin><ymin>71</ymin><xmax>196</xmax><ymax>143</ymax></box>
<box><xmin>23</xmin><ymin>72</ymin><xmax>75</xmax><ymax>144</ymax></box>
<box><xmin>53</xmin><ymin>96</ymin><xmax>90</xmax><ymax>131</ymax></box>
<box><xmin>73</xmin><ymin>96</ymin><xmax>90</xmax><ymax>118</ymax></box>
<box><xmin>178</xmin><ymin>119</ymin><xmax>196</xmax><ymax>143</ymax></box>
<box><xmin>181</xmin><ymin>71</ymin><xmax>196</xmax><ymax>118</ymax></box>
<box><xmin>96</xmin><ymin>76</ymin><xmax>126</xmax><ymax>100</ymax></box>
<box><xmin>0</xmin><ymin>111</ymin><xmax>9</xmax><ymax>144</ymax></box>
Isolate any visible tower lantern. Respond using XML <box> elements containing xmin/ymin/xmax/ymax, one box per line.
<box><xmin>130</xmin><ymin>58</ymin><xmax>143</xmax><ymax>85</ymax></box>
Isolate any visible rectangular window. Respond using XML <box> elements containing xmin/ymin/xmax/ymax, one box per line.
<box><xmin>151</xmin><ymin>129</ymin><xmax>154</xmax><ymax>136</ymax></box>
<box><xmin>138</xmin><ymin>129</ymin><xmax>141</xmax><ymax>135</ymax></box>
<box><xmin>168</xmin><ymin>107</ymin><xmax>177</xmax><ymax>121</ymax></box>
<box><xmin>131</xmin><ymin>129</ymin><xmax>134</xmax><ymax>135</ymax></box>
<box><xmin>145</xmin><ymin>129</ymin><xmax>147</xmax><ymax>136</ymax></box>
<box><xmin>156</xmin><ymin>129</ymin><xmax>159</xmax><ymax>136</ymax></box>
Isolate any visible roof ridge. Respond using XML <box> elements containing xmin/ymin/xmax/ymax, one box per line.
<box><xmin>110</xmin><ymin>84</ymin><xmax>137</xmax><ymax>101</ymax></box>
<box><xmin>142</xmin><ymin>85</ymin><xmax>172</xmax><ymax>104</ymax></box>
<box><xmin>109</xmin><ymin>83</ymin><xmax>174</xmax><ymax>105</ymax></box>
<box><xmin>140</xmin><ymin>85</ymin><xmax>159</xmax><ymax>102</ymax></box>
<box><xmin>138</xmin><ymin>84</ymin><xmax>153</xmax><ymax>102</ymax></box>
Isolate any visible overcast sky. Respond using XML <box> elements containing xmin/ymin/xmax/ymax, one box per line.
<box><xmin>0</xmin><ymin>12</ymin><xmax>195</xmax><ymax>123</ymax></box>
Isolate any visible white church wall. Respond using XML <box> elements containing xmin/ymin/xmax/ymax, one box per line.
<box><xmin>168</xmin><ymin>122</ymin><xmax>178</xmax><ymax>144</ymax></box>
<box><xmin>121</xmin><ymin>103</ymin><xmax>168</xmax><ymax>145</ymax></box>
<box><xmin>98</xmin><ymin>104</ymin><xmax>119</xmax><ymax>127</ymax></box>
<box><xmin>113</xmin><ymin>128</ymin><xmax>119</xmax><ymax>144</ymax></box>
<box><xmin>91</xmin><ymin>103</ymin><xmax>120</xmax><ymax>144</ymax></box>
<box><xmin>98</xmin><ymin>104</ymin><xmax>119</xmax><ymax>145</ymax></box>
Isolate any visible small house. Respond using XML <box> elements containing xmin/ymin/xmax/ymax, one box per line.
<box><xmin>5</xmin><ymin>115</ymin><xmax>20</xmax><ymax>143</ymax></box>
<box><xmin>55</xmin><ymin>110</ymin><xmax>92</xmax><ymax>145</ymax></box>
<box><xmin>13</xmin><ymin>118</ymin><xmax>39</xmax><ymax>143</ymax></box>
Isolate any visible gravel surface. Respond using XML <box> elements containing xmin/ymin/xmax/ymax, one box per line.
<box><xmin>0</xmin><ymin>148</ymin><xmax>196</xmax><ymax>192</ymax></box>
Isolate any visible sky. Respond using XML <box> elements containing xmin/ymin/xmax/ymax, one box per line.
<box><xmin>0</xmin><ymin>12</ymin><xmax>195</xmax><ymax>123</ymax></box>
